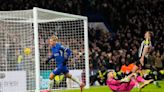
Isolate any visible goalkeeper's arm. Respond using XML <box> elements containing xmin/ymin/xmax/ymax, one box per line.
<box><xmin>120</xmin><ymin>73</ymin><xmax>136</xmax><ymax>82</ymax></box>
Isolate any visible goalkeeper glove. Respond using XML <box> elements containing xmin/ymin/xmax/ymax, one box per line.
<box><xmin>120</xmin><ymin>77</ymin><xmax>130</xmax><ymax>82</ymax></box>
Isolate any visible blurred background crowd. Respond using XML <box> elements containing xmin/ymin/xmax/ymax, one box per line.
<box><xmin>0</xmin><ymin>0</ymin><xmax>163</xmax><ymax>85</ymax></box>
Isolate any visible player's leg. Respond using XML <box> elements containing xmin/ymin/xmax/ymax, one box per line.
<box><xmin>140</xmin><ymin>58</ymin><xmax>161</xmax><ymax>88</ymax></box>
<box><xmin>63</xmin><ymin>66</ymin><xmax>85</xmax><ymax>88</ymax></box>
<box><xmin>65</xmin><ymin>73</ymin><xmax>84</xmax><ymax>86</ymax></box>
<box><xmin>47</xmin><ymin>68</ymin><xmax>61</xmax><ymax>92</ymax></box>
<box><xmin>132</xmin><ymin>60</ymin><xmax>142</xmax><ymax>73</ymax></box>
<box><xmin>149</xmin><ymin>68</ymin><xmax>161</xmax><ymax>88</ymax></box>
<box><xmin>131</xmin><ymin>74</ymin><xmax>154</xmax><ymax>89</ymax></box>
<box><xmin>139</xmin><ymin>79</ymin><xmax>154</xmax><ymax>89</ymax></box>
<box><xmin>47</xmin><ymin>73</ymin><xmax>55</xmax><ymax>91</ymax></box>
<box><xmin>118</xmin><ymin>74</ymin><xmax>137</xmax><ymax>91</ymax></box>
<box><xmin>132</xmin><ymin>65</ymin><xmax>139</xmax><ymax>73</ymax></box>
<box><xmin>136</xmin><ymin>76</ymin><xmax>145</xmax><ymax>83</ymax></box>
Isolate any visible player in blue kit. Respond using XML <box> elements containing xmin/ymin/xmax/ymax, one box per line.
<box><xmin>45</xmin><ymin>35</ymin><xmax>85</xmax><ymax>92</ymax></box>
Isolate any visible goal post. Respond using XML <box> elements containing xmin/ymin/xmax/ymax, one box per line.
<box><xmin>0</xmin><ymin>7</ymin><xmax>89</xmax><ymax>92</ymax></box>
<box><xmin>33</xmin><ymin>7</ymin><xmax>40</xmax><ymax>92</ymax></box>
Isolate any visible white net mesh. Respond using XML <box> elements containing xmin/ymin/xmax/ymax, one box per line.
<box><xmin>37</xmin><ymin>9</ymin><xmax>88</xmax><ymax>91</ymax></box>
<box><xmin>0</xmin><ymin>10</ymin><xmax>36</xmax><ymax>92</ymax></box>
<box><xmin>0</xmin><ymin>8</ymin><xmax>88</xmax><ymax>92</ymax></box>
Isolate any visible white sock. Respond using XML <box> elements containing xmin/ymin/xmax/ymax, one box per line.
<box><xmin>153</xmin><ymin>81</ymin><xmax>157</xmax><ymax>85</ymax></box>
<box><xmin>48</xmin><ymin>79</ymin><xmax>54</xmax><ymax>90</ymax></box>
<box><xmin>69</xmin><ymin>76</ymin><xmax>80</xmax><ymax>86</ymax></box>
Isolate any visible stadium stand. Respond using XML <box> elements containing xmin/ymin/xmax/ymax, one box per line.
<box><xmin>0</xmin><ymin>0</ymin><xmax>163</xmax><ymax>85</ymax></box>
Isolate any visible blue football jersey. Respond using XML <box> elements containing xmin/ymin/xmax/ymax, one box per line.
<box><xmin>47</xmin><ymin>43</ymin><xmax>71</xmax><ymax>67</ymax></box>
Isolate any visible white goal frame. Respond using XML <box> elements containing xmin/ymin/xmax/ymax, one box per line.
<box><xmin>0</xmin><ymin>7</ymin><xmax>89</xmax><ymax>92</ymax></box>
<box><xmin>33</xmin><ymin>7</ymin><xmax>89</xmax><ymax>92</ymax></box>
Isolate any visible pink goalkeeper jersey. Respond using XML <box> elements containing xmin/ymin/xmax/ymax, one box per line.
<box><xmin>106</xmin><ymin>78</ymin><xmax>135</xmax><ymax>92</ymax></box>
<box><xmin>106</xmin><ymin>78</ymin><xmax>121</xmax><ymax>91</ymax></box>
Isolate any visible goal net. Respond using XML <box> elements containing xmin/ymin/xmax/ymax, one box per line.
<box><xmin>0</xmin><ymin>7</ymin><xmax>89</xmax><ymax>92</ymax></box>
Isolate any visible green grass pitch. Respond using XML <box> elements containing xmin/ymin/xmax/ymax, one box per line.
<box><xmin>53</xmin><ymin>81</ymin><xmax>164</xmax><ymax>92</ymax></box>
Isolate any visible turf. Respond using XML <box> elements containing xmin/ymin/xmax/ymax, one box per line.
<box><xmin>53</xmin><ymin>81</ymin><xmax>164</xmax><ymax>92</ymax></box>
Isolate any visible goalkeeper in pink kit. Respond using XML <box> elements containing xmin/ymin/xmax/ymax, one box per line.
<box><xmin>106</xmin><ymin>71</ymin><xmax>153</xmax><ymax>92</ymax></box>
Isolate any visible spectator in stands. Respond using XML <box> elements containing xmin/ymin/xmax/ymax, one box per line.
<box><xmin>155</xmin><ymin>51</ymin><xmax>164</xmax><ymax>70</ymax></box>
<box><xmin>90</xmin><ymin>66</ymin><xmax>108</xmax><ymax>86</ymax></box>
<box><xmin>0</xmin><ymin>0</ymin><xmax>163</xmax><ymax>83</ymax></box>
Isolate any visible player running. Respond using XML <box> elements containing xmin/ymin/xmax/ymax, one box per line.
<box><xmin>106</xmin><ymin>71</ymin><xmax>153</xmax><ymax>92</ymax></box>
<box><xmin>44</xmin><ymin>35</ymin><xmax>85</xmax><ymax>92</ymax></box>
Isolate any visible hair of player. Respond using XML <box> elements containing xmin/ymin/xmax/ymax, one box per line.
<box><xmin>107</xmin><ymin>71</ymin><xmax>113</xmax><ymax>75</ymax></box>
<box><xmin>50</xmin><ymin>35</ymin><xmax>59</xmax><ymax>42</ymax></box>
<box><xmin>146</xmin><ymin>31</ymin><xmax>154</xmax><ymax>38</ymax></box>
<box><xmin>107</xmin><ymin>71</ymin><xmax>114</xmax><ymax>78</ymax></box>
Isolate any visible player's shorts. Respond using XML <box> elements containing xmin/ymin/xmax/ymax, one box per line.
<box><xmin>133</xmin><ymin>51</ymin><xmax>148</xmax><ymax>69</ymax></box>
<box><xmin>136</xmin><ymin>57</ymin><xmax>148</xmax><ymax>69</ymax></box>
<box><xmin>52</xmin><ymin>66</ymin><xmax>69</xmax><ymax>75</ymax></box>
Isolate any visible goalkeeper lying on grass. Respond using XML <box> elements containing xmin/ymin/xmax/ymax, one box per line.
<box><xmin>106</xmin><ymin>71</ymin><xmax>153</xmax><ymax>92</ymax></box>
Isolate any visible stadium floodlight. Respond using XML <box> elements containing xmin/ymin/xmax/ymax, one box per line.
<box><xmin>0</xmin><ymin>7</ymin><xmax>89</xmax><ymax>92</ymax></box>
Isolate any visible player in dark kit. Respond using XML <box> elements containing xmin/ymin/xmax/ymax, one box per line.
<box><xmin>132</xmin><ymin>31</ymin><xmax>161</xmax><ymax>88</ymax></box>
<box><xmin>133</xmin><ymin>31</ymin><xmax>154</xmax><ymax>72</ymax></box>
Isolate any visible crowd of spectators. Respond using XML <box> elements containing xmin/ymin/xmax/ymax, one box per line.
<box><xmin>88</xmin><ymin>0</ymin><xmax>164</xmax><ymax>80</ymax></box>
<box><xmin>0</xmin><ymin>0</ymin><xmax>83</xmax><ymax>15</ymax></box>
<box><xmin>0</xmin><ymin>0</ymin><xmax>163</xmax><ymax>83</ymax></box>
